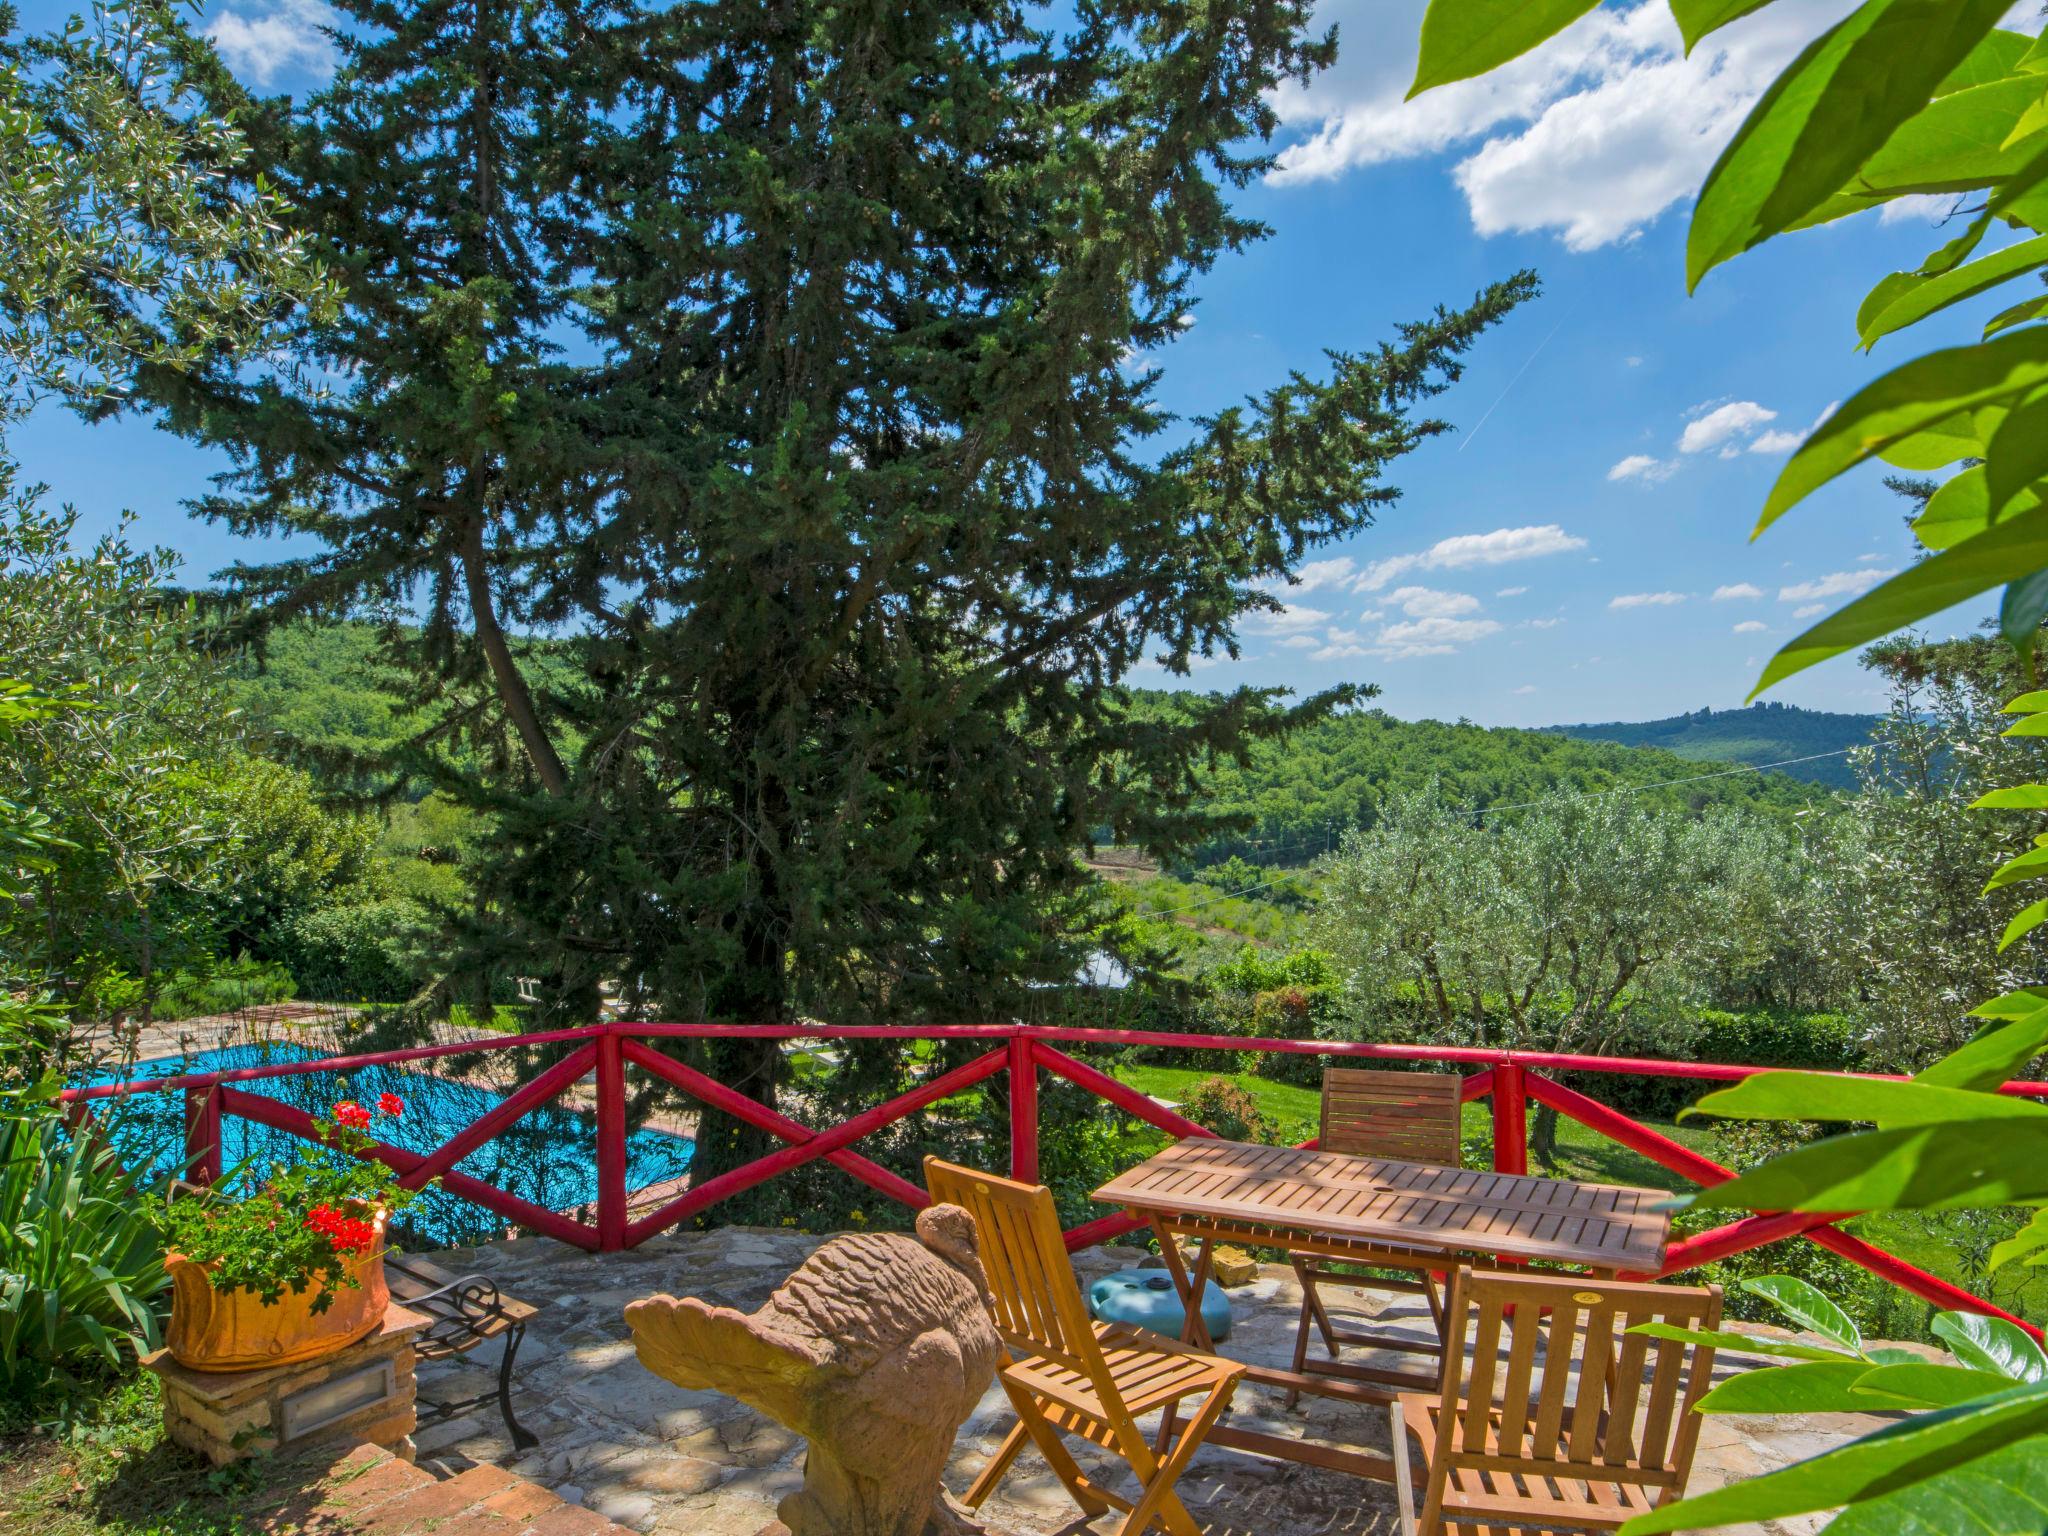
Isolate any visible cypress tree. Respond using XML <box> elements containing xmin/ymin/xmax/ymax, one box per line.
<box><xmin>145</xmin><ymin>0</ymin><xmax>1535</xmax><ymax>1199</ymax></box>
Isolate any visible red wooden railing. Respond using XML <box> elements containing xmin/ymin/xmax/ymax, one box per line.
<box><xmin>70</xmin><ymin>1022</ymin><xmax>2048</xmax><ymax>1340</ymax></box>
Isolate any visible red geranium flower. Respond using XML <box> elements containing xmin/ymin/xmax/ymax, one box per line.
<box><xmin>377</xmin><ymin>1091</ymin><xmax>404</xmax><ymax>1118</ymax></box>
<box><xmin>304</xmin><ymin>1203</ymin><xmax>378</xmax><ymax>1255</ymax></box>
<box><xmin>333</xmin><ymin>1100</ymin><xmax>372</xmax><ymax>1130</ymax></box>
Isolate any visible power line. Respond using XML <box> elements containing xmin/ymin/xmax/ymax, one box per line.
<box><xmin>1132</xmin><ymin>747</ymin><xmax>1856</xmax><ymax>922</ymax></box>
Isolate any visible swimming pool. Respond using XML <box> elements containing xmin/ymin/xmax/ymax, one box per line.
<box><xmin>91</xmin><ymin>1043</ymin><xmax>695</xmax><ymax>1248</ymax></box>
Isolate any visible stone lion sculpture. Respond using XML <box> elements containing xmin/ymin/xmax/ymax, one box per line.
<box><xmin>624</xmin><ymin>1203</ymin><xmax>1003</xmax><ymax>1536</ymax></box>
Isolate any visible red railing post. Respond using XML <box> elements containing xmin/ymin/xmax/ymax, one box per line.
<box><xmin>184</xmin><ymin>1084</ymin><xmax>222</xmax><ymax>1185</ymax></box>
<box><xmin>1009</xmin><ymin>1032</ymin><xmax>1040</xmax><ymax>1186</ymax></box>
<box><xmin>596</xmin><ymin>1031</ymin><xmax>628</xmax><ymax>1251</ymax></box>
<box><xmin>1492</xmin><ymin>1059</ymin><xmax>1528</xmax><ymax>1176</ymax></box>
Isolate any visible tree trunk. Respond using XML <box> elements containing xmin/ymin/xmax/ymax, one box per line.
<box><xmin>460</xmin><ymin>518</ymin><xmax>568</xmax><ymax>794</ymax></box>
<box><xmin>1531</xmin><ymin>1102</ymin><xmax>1562</xmax><ymax>1170</ymax></box>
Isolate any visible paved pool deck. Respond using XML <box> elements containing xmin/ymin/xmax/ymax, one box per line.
<box><xmin>403</xmin><ymin>1225</ymin><xmax>1891</xmax><ymax>1536</ymax></box>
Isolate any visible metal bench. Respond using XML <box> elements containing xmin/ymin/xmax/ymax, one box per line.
<box><xmin>385</xmin><ymin>1252</ymin><xmax>540</xmax><ymax>1451</ymax></box>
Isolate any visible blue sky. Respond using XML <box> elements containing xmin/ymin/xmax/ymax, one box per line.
<box><xmin>14</xmin><ymin>0</ymin><xmax>2018</xmax><ymax>727</ymax></box>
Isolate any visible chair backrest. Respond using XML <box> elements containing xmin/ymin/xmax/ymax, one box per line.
<box><xmin>1319</xmin><ymin>1067</ymin><xmax>1463</xmax><ymax>1165</ymax></box>
<box><xmin>924</xmin><ymin>1156</ymin><xmax>1106</xmax><ymax>1377</ymax></box>
<box><xmin>1433</xmin><ymin>1268</ymin><xmax>1723</xmax><ymax>1501</ymax></box>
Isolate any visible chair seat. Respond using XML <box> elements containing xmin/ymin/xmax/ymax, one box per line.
<box><xmin>1398</xmin><ymin>1395</ymin><xmax>1659</xmax><ymax>1532</ymax></box>
<box><xmin>1008</xmin><ymin>1323</ymin><xmax>1242</xmax><ymax>1423</ymax></box>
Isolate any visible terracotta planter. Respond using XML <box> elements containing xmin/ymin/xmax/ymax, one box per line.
<box><xmin>166</xmin><ymin>1211</ymin><xmax>390</xmax><ymax>1372</ymax></box>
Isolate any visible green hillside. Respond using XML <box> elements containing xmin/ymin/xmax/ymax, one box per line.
<box><xmin>1133</xmin><ymin>695</ymin><xmax>1841</xmax><ymax>868</ymax></box>
<box><xmin>1542</xmin><ymin>704</ymin><xmax>1878</xmax><ymax>791</ymax></box>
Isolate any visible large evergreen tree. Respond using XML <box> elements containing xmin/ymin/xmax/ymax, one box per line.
<box><xmin>145</xmin><ymin>0</ymin><xmax>1534</xmax><ymax>1191</ymax></box>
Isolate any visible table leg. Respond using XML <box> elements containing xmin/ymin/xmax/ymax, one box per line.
<box><xmin>1149</xmin><ymin>1220</ymin><xmax>1216</xmax><ymax>1352</ymax></box>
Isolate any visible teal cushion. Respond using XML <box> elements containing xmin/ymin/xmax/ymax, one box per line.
<box><xmin>1086</xmin><ymin>1269</ymin><xmax>1233</xmax><ymax>1344</ymax></box>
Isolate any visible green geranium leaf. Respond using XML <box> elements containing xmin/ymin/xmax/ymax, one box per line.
<box><xmin>1690</xmin><ymin>0</ymin><xmax>2011</xmax><ymax>290</ymax></box>
<box><xmin>1860</xmin><ymin>234</ymin><xmax>2048</xmax><ymax>349</ymax></box>
<box><xmin>1932</xmin><ymin>1311</ymin><xmax>2048</xmax><ymax>1382</ymax></box>
<box><xmin>1819</xmin><ymin>1436</ymin><xmax>2048</xmax><ymax>1536</ymax></box>
<box><xmin>1618</xmin><ymin>1383</ymin><xmax>2048</xmax><ymax>1533</ymax></box>
<box><xmin>1741</xmin><ymin>1274</ymin><xmax>1863</xmax><ymax>1351</ymax></box>
<box><xmin>1409</xmin><ymin>0</ymin><xmax>1602</xmax><ymax>97</ymax></box>
<box><xmin>1689</xmin><ymin>1119</ymin><xmax>2048</xmax><ymax>1211</ymax></box>
<box><xmin>1761</xmin><ymin>329</ymin><xmax>2048</xmax><ymax>531</ymax></box>
<box><xmin>1754</xmin><ymin>504</ymin><xmax>2048</xmax><ymax>694</ymax></box>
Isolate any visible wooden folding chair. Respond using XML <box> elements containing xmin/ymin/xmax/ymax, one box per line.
<box><xmin>925</xmin><ymin>1156</ymin><xmax>1243</xmax><ymax>1536</ymax></box>
<box><xmin>1391</xmin><ymin>1267</ymin><xmax>1723</xmax><ymax>1535</ymax></box>
<box><xmin>1287</xmin><ymin>1067</ymin><xmax>1464</xmax><ymax>1403</ymax></box>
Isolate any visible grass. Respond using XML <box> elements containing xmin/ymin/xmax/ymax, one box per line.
<box><xmin>0</xmin><ymin>1374</ymin><xmax>322</xmax><ymax>1536</ymax></box>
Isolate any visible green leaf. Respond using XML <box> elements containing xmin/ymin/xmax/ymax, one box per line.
<box><xmin>1881</xmin><ymin>404</ymin><xmax>2007</xmax><ymax>470</ymax></box>
<box><xmin>1985</xmin><ymin>295</ymin><xmax>2048</xmax><ymax>338</ymax></box>
<box><xmin>2001</xmin><ymin>713</ymin><xmax>2048</xmax><ymax>735</ymax></box>
<box><xmin>1988</xmin><ymin>392</ymin><xmax>2048</xmax><ymax>516</ymax></box>
<box><xmin>1973</xmin><ymin>784</ymin><xmax>2048</xmax><ymax>807</ymax></box>
<box><xmin>1741</xmin><ymin>1274</ymin><xmax>1863</xmax><ymax>1352</ymax></box>
<box><xmin>1990</xmin><ymin>1210</ymin><xmax>2048</xmax><ymax>1270</ymax></box>
<box><xmin>1917</xmin><ymin>1008</ymin><xmax>2048</xmax><ymax>1089</ymax></box>
<box><xmin>1913</xmin><ymin>465</ymin><xmax>1998</xmax><ymax>550</ymax></box>
<box><xmin>1697</xmin><ymin>1361</ymin><xmax>1913</xmax><ymax>1414</ymax></box>
<box><xmin>1940</xmin><ymin>29</ymin><xmax>2037</xmax><ymax>95</ymax></box>
<box><xmin>1754</xmin><ymin>505</ymin><xmax>2048</xmax><ymax>694</ymax></box>
<box><xmin>1670</xmin><ymin>0</ymin><xmax>1777</xmax><ymax>53</ymax></box>
<box><xmin>1968</xmin><ymin>986</ymin><xmax>2048</xmax><ymax>1018</ymax></box>
<box><xmin>2002</xmin><ymin>568</ymin><xmax>2048</xmax><ymax>649</ymax></box>
<box><xmin>1933</xmin><ymin>1311</ymin><xmax>2048</xmax><ymax>1382</ymax></box>
<box><xmin>1691</xmin><ymin>1070</ymin><xmax>2048</xmax><ymax>1125</ymax></box>
<box><xmin>1854</xmin><ymin>1361</ymin><xmax>2026</xmax><ymax>1406</ymax></box>
<box><xmin>1760</xmin><ymin>330</ymin><xmax>2048</xmax><ymax>531</ymax></box>
<box><xmin>1999</xmin><ymin>895</ymin><xmax>2048</xmax><ymax>951</ymax></box>
<box><xmin>1618</xmin><ymin>1383</ymin><xmax>2048</xmax><ymax>1533</ymax></box>
<box><xmin>1689</xmin><ymin>0</ymin><xmax>2012</xmax><ymax>290</ymax></box>
<box><xmin>1819</xmin><ymin>1436</ymin><xmax>2048</xmax><ymax>1536</ymax></box>
<box><xmin>1859</xmin><ymin>235</ymin><xmax>2048</xmax><ymax>349</ymax></box>
<box><xmin>1985</xmin><ymin>844</ymin><xmax>2048</xmax><ymax>890</ymax></box>
<box><xmin>1624</xmin><ymin>1321</ymin><xmax>1856</xmax><ymax>1362</ymax></box>
<box><xmin>1856</xmin><ymin>74</ymin><xmax>2048</xmax><ymax>196</ymax></box>
<box><xmin>1999</xmin><ymin>691</ymin><xmax>2048</xmax><ymax>712</ymax></box>
<box><xmin>1690</xmin><ymin>1120</ymin><xmax>2048</xmax><ymax>1212</ymax></box>
<box><xmin>1408</xmin><ymin>0</ymin><xmax>1602</xmax><ymax>97</ymax></box>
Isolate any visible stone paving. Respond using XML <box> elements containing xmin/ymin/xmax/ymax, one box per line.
<box><xmin>403</xmin><ymin>1225</ymin><xmax>1892</xmax><ymax>1536</ymax></box>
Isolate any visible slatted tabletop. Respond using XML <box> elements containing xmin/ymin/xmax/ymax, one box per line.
<box><xmin>1093</xmin><ymin>1137</ymin><xmax>1671</xmax><ymax>1273</ymax></box>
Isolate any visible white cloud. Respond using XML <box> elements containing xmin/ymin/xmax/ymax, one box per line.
<box><xmin>1286</xmin><ymin>557</ymin><xmax>1358</xmax><ymax>593</ymax></box>
<box><xmin>1609</xmin><ymin>591</ymin><xmax>1687</xmax><ymax>609</ymax></box>
<box><xmin>1277</xmin><ymin>634</ymin><xmax>1320</xmax><ymax>649</ymax></box>
<box><xmin>1512</xmin><ymin>684</ymin><xmax>1538</xmax><ymax>694</ymax></box>
<box><xmin>1372</xmin><ymin>615</ymin><xmax>1503</xmax><ymax>658</ymax></box>
<box><xmin>1527</xmin><ymin>617</ymin><xmax>1563</xmax><ymax>629</ymax></box>
<box><xmin>1750</xmin><ymin>400</ymin><xmax>1839</xmax><ymax>454</ymax></box>
<box><xmin>1879</xmin><ymin>193</ymin><xmax>1963</xmax><ymax>226</ymax></box>
<box><xmin>1712</xmin><ymin>583</ymin><xmax>1764</xmax><ymax>601</ymax></box>
<box><xmin>1268</xmin><ymin>0</ymin><xmax>1852</xmax><ymax>250</ymax></box>
<box><xmin>1249</xmin><ymin>603</ymin><xmax>1331</xmax><ymax>633</ymax></box>
<box><xmin>1792</xmin><ymin>603</ymin><xmax>1827</xmax><ymax>618</ymax></box>
<box><xmin>1357</xmin><ymin>524</ymin><xmax>1587</xmax><ymax>589</ymax></box>
<box><xmin>1732</xmin><ymin>620</ymin><xmax>1767</xmax><ymax>634</ymax></box>
<box><xmin>1779</xmin><ymin>568</ymin><xmax>1898</xmax><ymax>601</ymax></box>
<box><xmin>1312</xmin><ymin>642</ymin><xmax>1370</xmax><ymax>660</ymax></box>
<box><xmin>1625</xmin><ymin>356</ymin><xmax>1643</xmax><ymax>367</ymax></box>
<box><xmin>1680</xmin><ymin>400</ymin><xmax>1777</xmax><ymax>454</ymax></box>
<box><xmin>1386</xmin><ymin>585</ymin><xmax>1482</xmax><ymax>618</ymax></box>
<box><xmin>1496</xmin><ymin>585</ymin><xmax>1528</xmax><ymax>597</ymax></box>
<box><xmin>206</xmin><ymin>0</ymin><xmax>338</xmax><ymax>85</ymax></box>
<box><xmin>1608</xmin><ymin>453</ymin><xmax>1677</xmax><ymax>484</ymax></box>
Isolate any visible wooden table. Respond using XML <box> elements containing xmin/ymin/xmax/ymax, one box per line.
<box><xmin>1091</xmin><ymin>1137</ymin><xmax>1672</xmax><ymax>1481</ymax></box>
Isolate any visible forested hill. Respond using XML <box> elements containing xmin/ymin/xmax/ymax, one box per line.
<box><xmin>1133</xmin><ymin>694</ymin><xmax>1840</xmax><ymax>868</ymax></box>
<box><xmin>1543</xmin><ymin>704</ymin><xmax>1878</xmax><ymax>791</ymax></box>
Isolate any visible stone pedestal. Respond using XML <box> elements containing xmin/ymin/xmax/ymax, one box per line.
<box><xmin>143</xmin><ymin>1304</ymin><xmax>427</xmax><ymax>1466</ymax></box>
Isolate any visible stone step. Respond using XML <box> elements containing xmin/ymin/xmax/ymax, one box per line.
<box><xmin>282</xmin><ymin>1443</ymin><xmax>637</xmax><ymax>1536</ymax></box>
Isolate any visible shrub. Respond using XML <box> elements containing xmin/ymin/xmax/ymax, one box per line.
<box><xmin>1176</xmin><ymin>1076</ymin><xmax>1278</xmax><ymax>1144</ymax></box>
<box><xmin>275</xmin><ymin>897</ymin><xmax>427</xmax><ymax>1002</ymax></box>
<box><xmin>152</xmin><ymin>956</ymin><xmax>297</xmax><ymax>1021</ymax></box>
<box><xmin>0</xmin><ymin>1105</ymin><xmax>169</xmax><ymax>1416</ymax></box>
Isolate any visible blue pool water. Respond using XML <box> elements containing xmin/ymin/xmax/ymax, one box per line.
<box><xmin>92</xmin><ymin>1043</ymin><xmax>695</xmax><ymax>1247</ymax></box>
